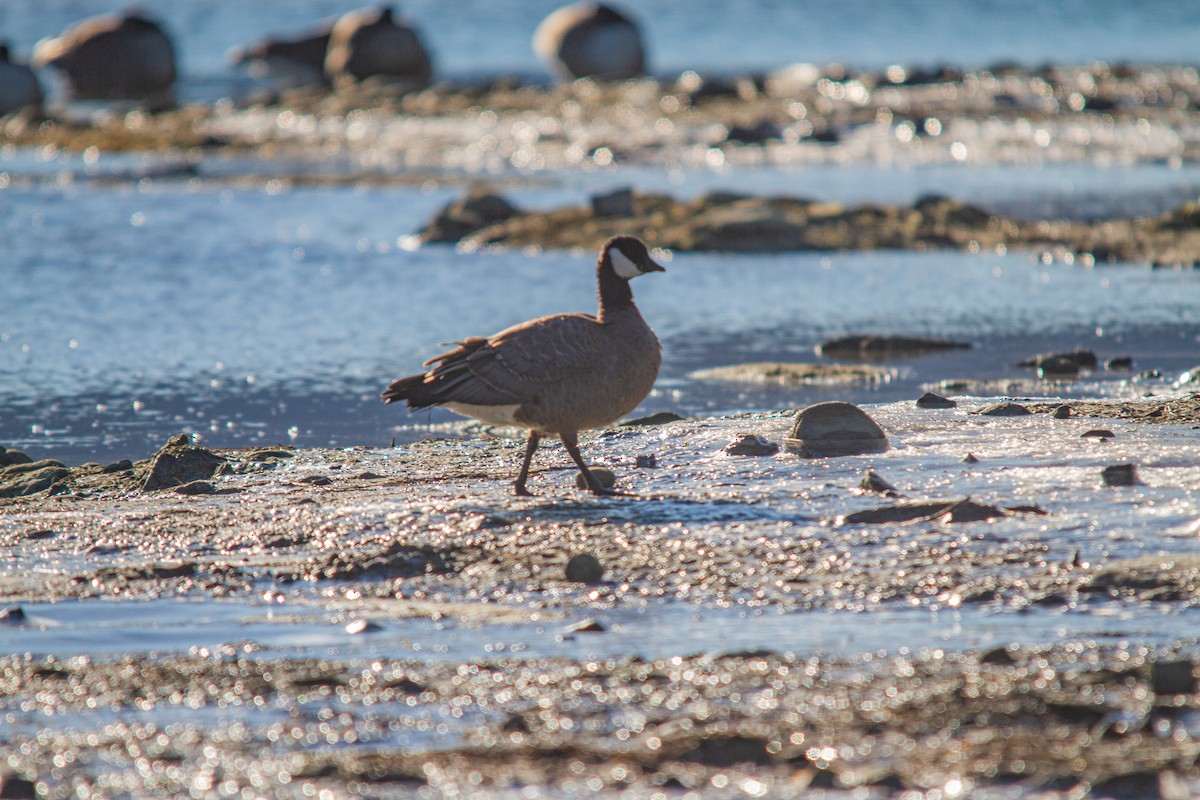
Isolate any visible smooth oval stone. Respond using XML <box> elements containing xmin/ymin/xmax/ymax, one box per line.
<box><xmin>1052</xmin><ymin>404</ymin><xmax>1072</xmax><ymax>419</ymax></box>
<box><xmin>978</xmin><ymin>402</ymin><xmax>1031</xmax><ymax>417</ymax></box>
<box><xmin>916</xmin><ymin>391</ymin><xmax>957</xmax><ymax>409</ymax></box>
<box><xmin>575</xmin><ymin>468</ymin><xmax>616</xmax><ymax>490</ymax></box>
<box><xmin>1101</xmin><ymin>463</ymin><xmax>1140</xmax><ymax>487</ymax></box>
<box><xmin>722</xmin><ymin>433</ymin><xmax>780</xmax><ymax>456</ymax></box>
<box><xmin>783</xmin><ymin>401</ymin><xmax>889</xmax><ymax>457</ymax></box>
<box><xmin>565</xmin><ymin>552</ymin><xmax>604</xmax><ymax>584</ymax></box>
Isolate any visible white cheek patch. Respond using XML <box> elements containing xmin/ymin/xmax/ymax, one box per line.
<box><xmin>610</xmin><ymin>248</ymin><xmax>641</xmax><ymax>279</ymax></box>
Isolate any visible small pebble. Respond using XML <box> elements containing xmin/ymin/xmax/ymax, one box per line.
<box><xmin>575</xmin><ymin>468</ymin><xmax>616</xmax><ymax>490</ymax></box>
<box><xmin>978</xmin><ymin>402</ymin><xmax>1031</xmax><ymax>417</ymax></box>
<box><xmin>175</xmin><ymin>480</ymin><xmax>214</xmax><ymax>496</ymax></box>
<box><xmin>566</xmin><ymin>618</ymin><xmax>606</xmax><ymax>633</ymax></box>
<box><xmin>962</xmin><ymin>453</ymin><xmax>980</xmax><ymax>464</ymax></box>
<box><xmin>298</xmin><ymin>474</ymin><xmax>332</xmax><ymax>486</ymax></box>
<box><xmin>345</xmin><ymin>618</ymin><xmax>383</xmax><ymax>635</ymax></box>
<box><xmin>1101</xmin><ymin>463</ymin><xmax>1140</xmax><ymax>487</ymax></box>
<box><xmin>916</xmin><ymin>391</ymin><xmax>957</xmax><ymax>409</ymax></box>
<box><xmin>0</xmin><ymin>606</ymin><xmax>28</xmax><ymax>626</ymax></box>
<box><xmin>564</xmin><ymin>552</ymin><xmax>604</xmax><ymax>584</ymax></box>
<box><xmin>1052</xmin><ymin>405</ymin><xmax>1072</xmax><ymax>419</ymax></box>
<box><xmin>1105</xmin><ymin>355</ymin><xmax>1134</xmax><ymax>370</ymax></box>
<box><xmin>722</xmin><ymin>433</ymin><xmax>780</xmax><ymax>456</ymax></box>
<box><xmin>0</xmin><ymin>771</ymin><xmax>37</xmax><ymax>800</ymax></box>
<box><xmin>1151</xmin><ymin>659</ymin><xmax>1198</xmax><ymax>695</ymax></box>
<box><xmin>1081</xmin><ymin>429</ymin><xmax>1116</xmax><ymax>439</ymax></box>
<box><xmin>859</xmin><ymin>469</ymin><xmax>899</xmax><ymax>496</ymax></box>
<box><xmin>635</xmin><ymin>454</ymin><xmax>657</xmax><ymax>468</ymax></box>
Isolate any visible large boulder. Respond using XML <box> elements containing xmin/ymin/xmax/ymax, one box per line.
<box><xmin>784</xmin><ymin>401</ymin><xmax>889</xmax><ymax>457</ymax></box>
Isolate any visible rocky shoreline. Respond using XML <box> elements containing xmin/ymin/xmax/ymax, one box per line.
<box><xmin>420</xmin><ymin>186</ymin><xmax>1200</xmax><ymax>264</ymax></box>
<box><xmin>3</xmin><ymin>395</ymin><xmax>1200</xmax><ymax>795</ymax></box>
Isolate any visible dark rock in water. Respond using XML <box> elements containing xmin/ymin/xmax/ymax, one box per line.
<box><xmin>0</xmin><ymin>771</ymin><xmax>37</xmax><ymax>799</ymax></box>
<box><xmin>564</xmin><ymin>552</ymin><xmax>604</xmax><ymax>584</ymax></box>
<box><xmin>962</xmin><ymin>453</ymin><xmax>979</xmax><ymax>463</ymax></box>
<box><xmin>784</xmin><ymin>401</ymin><xmax>889</xmax><ymax>457</ymax></box>
<box><xmin>101</xmin><ymin>458</ymin><xmax>134</xmax><ymax>474</ymax></box>
<box><xmin>978</xmin><ymin>402</ymin><xmax>1031</xmax><ymax>417</ymax></box>
<box><xmin>859</xmin><ymin>469</ymin><xmax>900</xmax><ymax>497</ymax></box>
<box><xmin>0</xmin><ymin>447</ymin><xmax>33</xmax><ymax>467</ymax></box>
<box><xmin>817</xmin><ymin>335</ymin><xmax>970</xmax><ymax>360</ymax></box>
<box><xmin>913</xmin><ymin>194</ymin><xmax>992</xmax><ymax>227</ymax></box>
<box><xmin>1106</xmin><ymin>355</ymin><xmax>1134</xmax><ymax>370</ymax></box>
<box><xmin>840</xmin><ymin>499</ymin><xmax>1007</xmax><ymax>525</ymax></box>
<box><xmin>344</xmin><ymin>618</ymin><xmax>383</xmax><ymax>634</ymax></box>
<box><xmin>575</xmin><ymin>468</ymin><xmax>616</xmax><ymax>490</ymax></box>
<box><xmin>590</xmin><ymin>187</ymin><xmax>636</xmax><ymax>218</ymax></box>
<box><xmin>725</xmin><ymin>120</ymin><xmax>782</xmax><ymax>145</ymax></box>
<box><xmin>567</xmin><ymin>618</ymin><xmax>606</xmax><ymax>633</ymax></box>
<box><xmin>980</xmin><ymin>645</ymin><xmax>1018</xmax><ymax>665</ymax></box>
<box><xmin>1052</xmin><ymin>404</ymin><xmax>1072</xmax><ymax>419</ymax></box>
<box><xmin>722</xmin><ymin>433</ymin><xmax>780</xmax><ymax>456</ymax></box>
<box><xmin>1082</xmin><ymin>429</ymin><xmax>1116</xmax><ymax>439</ymax></box>
<box><xmin>0</xmin><ymin>606</ymin><xmax>28</xmax><ymax>626</ymax></box>
<box><xmin>635</xmin><ymin>454</ymin><xmax>657</xmax><ymax>468</ymax></box>
<box><xmin>1037</xmin><ymin>356</ymin><xmax>1081</xmax><ymax>379</ymax></box>
<box><xmin>297</xmin><ymin>474</ymin><xmax>332</xmax><ymax>486</ymax></box>
<box><xmin>621</xmin><ymin>411</ymin><xmax>684</xmax><ymax>427</ymax></box>
<box><xmin>500</xmin><ymin>713</ymin><xmax>531</xmax><ymax>734</ymax></box>
<box><xmin>1150</xmin><ymin>659</ymin><xmax>1198</xmax><ymax>695</ymax></box>
<box><xmin>175</xmin><ymin>480</ymin><xmax>215</xmax><ymax>495</ymax></box>
<box><xmin>420</xmin><ymin>190</ymin><xmax>520</xmax><ymax>243</ymax></box>
<box><xmin>1089</xmin><ymin>771</ymin><xmax>1167</xmax><ymax>799</ymax></box>
<box><xmin>1016</xmin><ymin>349</ymin><xmax>1098</xmax><ymax>370</ymax></box>
<box><xmin>141</xmin><ymin>437</ymin><xmax>226</xmax><ymax>491</ymax></box>
<box><xmin>916</xmin><ymin>391</ymin><xmax>957</xmax><ymax>409</ymax></box>
<box><xmin>0</xmin><ymin>459</ymin><xmax>71</xmax><ymax>497</ymax></box>
<box><xmin>1101</xmin><ymin>463</ymin><xmax>1140</xmax><ymax>487</ymax></box>
<box><xmin>679</xmin><ymin>734</ymin><xmax>772</xmax><ymax>766</ymax></box>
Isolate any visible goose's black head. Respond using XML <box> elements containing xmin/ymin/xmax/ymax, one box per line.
<box><xmin>597</xmin><ymin>235</ymin><xmax>663</xmax><ymax>312</ymax></box>
<box><xmin>603</xmin><ymin>236</ymin><xmax>665</xmax><ymax>280</ymax></box>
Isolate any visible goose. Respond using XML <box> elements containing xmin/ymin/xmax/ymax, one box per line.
<box><xmin>33</xmin><ymin>12</ymin><xmax>176</xmax><ymax>101</ymax></box>
<box><xmin>324</xmin><ymin>6</ymin><xmax>432</xmax><ymax>89</ymax></box>
<box><xmin>533</xmin><ymin>2</ymin><xmax>646</xmax><ymax>82</ymax></box>
<box><xmin>383</xmin><ymin>236</ymin><xmax>664</xmax><ymax>497</ymax></box>
<box><xmin>230</xmin><ymin>22</ymin><xmax>334</xmax><ymax>87</ymax></box>
<box><xmin>0</xmin><ymin>44</ymin><xmax>43</xmax><ymax>115</ymax></box>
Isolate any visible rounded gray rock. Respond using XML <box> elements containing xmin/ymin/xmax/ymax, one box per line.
<box><xmin>565</xmin><ymin>552</ymin><xmax>604</xmax><ymax>584</ymax></box>
<box><xmin>978</xmin><ymin>402</ymin><xmax>1031</xmax><ymax>417</ymax></box>
<box><xmin>575</xmin><ymin>468</ymin><xmax>616</xmax><ymax>490</ymax></box>
<box><xmin>783</xmin><ymin>401</ymin><xmax>889</xmax><ymax>457</ymax></box>
<box><xmin>722</xmin><ymin>433</ymin><xmax>780</xmax><ymax>456</ymax></box>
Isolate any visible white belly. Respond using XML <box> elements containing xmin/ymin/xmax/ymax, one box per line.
<box><xmin>444</xmin><ymin>402</ymin><xmax>523</xmax><ymax>428</ymax></box>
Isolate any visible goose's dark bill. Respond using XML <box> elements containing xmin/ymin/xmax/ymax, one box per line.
<box><xmin>382</xmin><ymin>235</ymin><xmax>664</xmax><ymax>497</ymax></box>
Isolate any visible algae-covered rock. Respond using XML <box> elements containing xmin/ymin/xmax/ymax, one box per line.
<box><xmin>818</xmin><ymin>335</ymin><xmax>971</xmax><ymax>360</ymax></box>
<box><xmin>692</xmin><ymin>362</ymin><xmax>892</xmax><ymax>386</ymax></box>
<box><xmin>420</xmin><ymin>190</ymin><xmax>520</xmax><ymax>243</ymax></box>
<box><xmin>141</xmin><ymin>436</ymin><xmax>225</xmax><ymax>492</ymax></box>
<box><xmin>0</xmin><ymin>459</ymin><xmax>70</xmax><ymax>497</ymax></box>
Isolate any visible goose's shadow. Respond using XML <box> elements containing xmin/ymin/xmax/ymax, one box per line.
<box><xmin>514</xmin><ymin>495</ymin><xmax>813</xmax><ymax>526</ymax></box>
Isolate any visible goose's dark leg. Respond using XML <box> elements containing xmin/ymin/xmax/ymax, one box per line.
<box><xmin>560</xmin><ymin>432</ymin><xmax>634</xmax><ymax>497</ymax></box>
<box><xmin>513</xmin><ymin>431</ymin><xmax>541</xmax><ymax>496</ymax></box>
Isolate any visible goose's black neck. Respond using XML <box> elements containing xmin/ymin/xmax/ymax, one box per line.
<box><xmin>597</xmin><ymin>251</ymin><xmax>633</xmax><ymax>315</ymax></box>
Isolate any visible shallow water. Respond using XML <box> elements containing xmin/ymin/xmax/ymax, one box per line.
<box><xmin>2</xmin><ymin>168</ymin><xmax>1199</xmax><ymax>463</ymax></box>
<box><xmin>4</xmin><ymin>597</ymin><xmax>1199</xmax><ymax>663</ymax></box>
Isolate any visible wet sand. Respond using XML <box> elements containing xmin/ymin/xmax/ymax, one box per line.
<box><xmin>3</xmin><ymin>395</ymin><xmax>1200</xmax><ymax>796</ymax></box>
